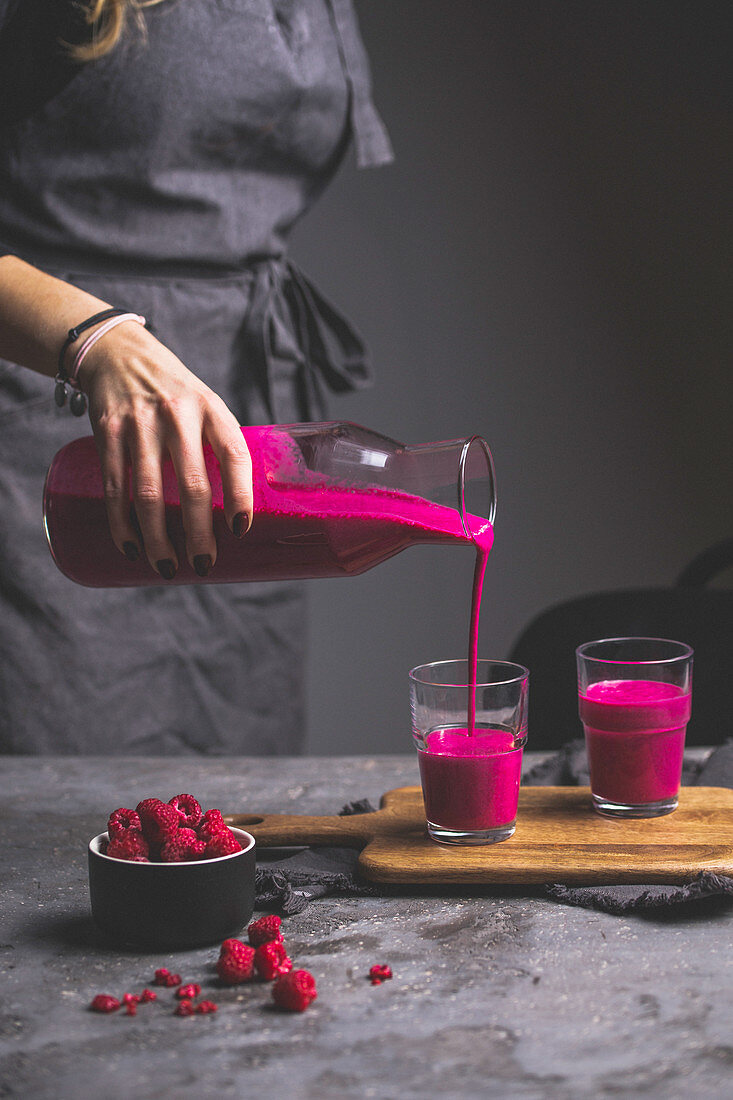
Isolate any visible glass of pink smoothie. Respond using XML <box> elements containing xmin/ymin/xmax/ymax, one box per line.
<box><xmin>409</xmin><ymin>660</ymin><xmax>529</xmax><ymax>845</ymax></box>
<box><xmin>576</xmin><ymin>637</ymin><xmax>693</xmax><ymax>818</ymax></box>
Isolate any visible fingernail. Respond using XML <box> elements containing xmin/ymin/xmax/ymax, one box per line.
<box><xmin>194</xmin><ymin>554</ymin><xmax>212</xmax><ymax>578</ymax></box>
<box><xmin>232</xmin><ymin>511</ymin><xmax>250</xmax><ymax>538</ymax></box>
<box><xmin>156</xmin><ymin>559</ymin><xmax>176</xmax><ymax>580</ymax></box>
<box><xmin>123</xmin><ymin>541</ymin><xmax>140</xmax><ymax>562</ymax></box>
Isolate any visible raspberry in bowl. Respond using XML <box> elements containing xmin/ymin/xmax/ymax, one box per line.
<box><xmin>88</xmin><ymin>794</ymin><xmax>256</xmax><ymax>949</ymax></box>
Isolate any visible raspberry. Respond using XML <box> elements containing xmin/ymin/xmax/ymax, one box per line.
<box><xmin>106</xmin><ymin>830</ymin><xmax>149</xmax><ymax>861</ymax></box>
<box><xmin>205</xmin><ymin>828</ymin><xmax>241</xmax><ymax>858</ymax></box>
<box><xmin>136</xmin><ymin>798</ymin><xmax>180</xmax><ymax>845</ymax></box>
<box><xmin>197</xmin><ymin>808</ymin><xmax>225</xmax><ymax>841</ymax></box>
<box><xmin>177</xmin><ymin>983</ymin><xmax>201</xmax><ymax>999</ymax></box>
<box><xmin>90</xmin><ymin>994</ymin><xmax>121</xmax><ymax>1013</ymax></box>
<box><xmin>175</xmin><ymin>999</ymin><xmax>195</xmax><ymax>1016</ymax></box>
<box><xmin>272</xmin><ymin>970</ymin><xmax>317</xmax><ymax>1013</ymax></box>
<box><xmin>369</xmin><ymin>964</ymin><xmax>393</xmax><ymax>985</ymax></box>
<box><xmin>248</xmin><ymin>914</ymin><xmax>283</xmax><ymax>947</ymax></box>
<box><xmin>216</xmin><ymin>941</ymin><xmax>255</xmax><ymax>985</ymax></box>
<box><xmin>154</xmin><ymin>968</ymin><xmax>182</xmax><ymax>987</ymax></box>
<box><xmin>196</xmin><ymin>1000</ymin><xmax>218</xmax><ymax>1014</ymax></box>
<box><xmin>160</xmin><ymin>828</ymin><xmax>207</xmax><ymax>862</ymax></box>
<box><xmin>168</xmin><ymin>793</ymin><xmax>202</xmax><ymax>829</ymax></box>
<box><xmin>140</xmin><ymin>989</ymin><xmax>157</xmax><ymax>1003</ymax></box>
<box><xmin>254</xmin><ymin>941</ymin><xmax>292</xmax><ymax>981</ymax></box>
<box><xmin>107</xmin><ymin>807</ymin><xmax>142</xmax><ymax>839</ymax></box>
<box><xmin>219</xmin><ymin>938</ymin><xmax>244</xmax><ymax>958</ymax></box>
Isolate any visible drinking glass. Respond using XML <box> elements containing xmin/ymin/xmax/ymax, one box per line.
<box><xmin>576</xmin><ymin>637</ymin><xmax>693</xmax><ymax>818</ymax></box>
<box><xmin>409</xmin><ymin>659</ymin><xmax>529</xmax><ymax>844</ymax></box>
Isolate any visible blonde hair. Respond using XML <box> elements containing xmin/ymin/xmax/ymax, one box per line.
<box><xmin>70</xmin><ymin>0</ymin><xmax>166</xmax><ymax>62</ymax></box>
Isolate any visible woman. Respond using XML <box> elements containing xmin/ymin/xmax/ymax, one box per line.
<box><xmin>0</xmin><ymin>0</ymin><xmax>392</xmax><ymax>753</ymax></box>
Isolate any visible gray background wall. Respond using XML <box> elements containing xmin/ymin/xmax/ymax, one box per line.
<box><xmin>292</xmin><ymin>1</ymin><xmax>732</xmax><ymax>755</ymax></box>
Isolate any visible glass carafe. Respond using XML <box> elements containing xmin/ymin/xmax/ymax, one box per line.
<box><xmin>43</xmin><ymin>421</ymin><xmax>496</xmax><ymax>587</ymax></box>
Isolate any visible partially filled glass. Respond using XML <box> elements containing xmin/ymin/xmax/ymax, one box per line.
<box><xmin>577</xmin><ymin>637</ymin><xmax>693</xmax><ymax>818</ymax></box>
<box><xmin>410</xmin><ymin>659</ymin><xmax>529</xmax><ymax>845</ymax></box>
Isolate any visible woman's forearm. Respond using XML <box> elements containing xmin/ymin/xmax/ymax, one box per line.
<box><xmin>0</xmin><ymin>254</ymin><xmax>113</xmax><ymax>377</ymax></box>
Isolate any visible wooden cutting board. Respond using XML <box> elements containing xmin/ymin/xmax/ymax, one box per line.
<box><xmin>225</xmin><ymin>786</ymin><xmax>733</xmax><ymax>885</ymax></box>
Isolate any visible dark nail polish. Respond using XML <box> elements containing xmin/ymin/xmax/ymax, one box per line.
<box><xmin>194</xmin><ymin>554</ymin><xmax>212</xmax><ymax>578</ymax></box>
<box><xmin>156</xmin><ymin>558</ymin><xmax>176</xmax><ymax>580</ymax></box>
<box><xmin>233</xmin><ymin>511</ymin><xmax>250</xmax><ymax>538</ymax></box>
<box><xmin>123</xmin><ymin>541</ymin><xmax>140</xmax><ymax>562</ymax></box>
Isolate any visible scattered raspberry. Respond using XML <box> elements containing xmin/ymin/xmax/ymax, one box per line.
<box><xmin>196</xmin><ymin>1000</ymin><xmax>218</xmax><ymax>1014</ymax></box>
<box><xmin>177</xmin><ymin>983</ymin><xmax>201</xmax><ymax>999</ymax></box>
<box><xmin>106</xmin><ymin>830</ymin><xmax>149</xmax><ymax>862</ymax></box>
<box><xmin>168</xmin><ymin>793</ymin><xmax>202</xmax><ymax>829</ymax></box>
<box><xmin>140</xmin><ymin>989</ymin><xmax>157</xmax><ymax>1003</ymax></box>
<box><xmin>154</xmin><ymin>968</ymin><xmax>182</xmax><ymax>987</ymax></box>
<box><xmin>248</xmin><ymin>914</ymin><xmax>283</xmax><ymax>947</ymax></box>
<box><xmin>205</xmin><ymin>828</ymin><xmax>241</xmax><ymax>858</ymax></box>
<box><xmin>272</xmin><ymin>970</ymin><xmax>317</xmax><ymax>1013</ymax></box>
<box><xmin>107</xmin><ymin>807</ymin><xmax>142</xmax><ymax>839</ymax></box>
<box><xmin>175</xmin><ymin>999</ymin><xmax>195</xmax><ymax>1017</ymax></box>
<box><xmin>197</xmin><ymin>808</ymin><xmax>226</xmax><ymax>841</ymax></box>
<box><xmin>125</xmin><ymin>1001</ymin><xmax>138</xmax><ymax>1016</ymax></box>
<box><xmin>216</xmin><ymin>940</ymin><xmax>255</xmax><ymax>985</ymax></box>
<box><xmin>122</xmin><ymin>993</ymin><xmax>141</xmax><ymax>1006</ymax></box>
<box><xmin>90</xmin><ymin>994</ymin><xmax>121</xmax><ymax>1013</ymax></box>
<box><xmin>254</xmin><ymin>941</ymin><xmax>292</xmax><ymax>981</ymax></box>
<box><xmin>369</xmin><ymin>964</ymin><xmax>393</xmax><ymax>985</ymax></box>
<box><xmin>219</xmin><ymin>938</ymin><xmax>245</xmax><ymax>958</ymax></box>
<box><xmin>160</xmin><ymin>828</ymin><xmax>207</xmax><ymax>862</ymax></box>
<box><xmin>136</xmin><ymin>798</ymin><xmax>180</xmax><ymax>845</ymax></box>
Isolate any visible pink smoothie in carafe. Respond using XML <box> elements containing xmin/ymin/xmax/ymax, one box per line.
<box><xmin>579</xmin><ymin>679</ymin><xmax>692</xmax><ymax>805</ymax></box>
<box><xmin>418</xmin><ymin>728</ymin><xmax>522</xmax><ymax>833</ymax></box>
<box><xmin>44</xmin><ymin>426</ymin><xmax>494</xmax><ymax>587</ymax></box>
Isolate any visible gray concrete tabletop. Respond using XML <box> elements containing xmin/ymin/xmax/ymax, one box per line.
<box><xmin>2</xmin><ymin>753</ymin><xmax>732</xmax><ymax>1100</ymax></box>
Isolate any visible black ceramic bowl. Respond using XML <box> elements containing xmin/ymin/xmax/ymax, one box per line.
<box><xmin>88</xmin><ymin>828</ymin><xmax>256</xmax><ymax>949</ymax></box>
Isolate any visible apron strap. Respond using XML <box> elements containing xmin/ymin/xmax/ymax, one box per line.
<box><xmin>244</xmin><ymin>259</ymin><xmax>373</xmax><ymax>424</ymax></box>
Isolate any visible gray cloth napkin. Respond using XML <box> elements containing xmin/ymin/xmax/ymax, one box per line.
<box><xmin>254</xmin><ymin>744</ymin><xmax>733</xmax><ymax>915</ymax></box>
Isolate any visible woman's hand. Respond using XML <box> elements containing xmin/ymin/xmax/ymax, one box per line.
<box><xmin>78</xmin><ymin>320</ymin><xmax>253</xmax><ymax>579</ymax></box>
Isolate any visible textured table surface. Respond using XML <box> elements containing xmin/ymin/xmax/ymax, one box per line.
<box><xmin>2</xmin><ymin>753</ymin><xmax>732</xmax><ymax>1100</ymax></box>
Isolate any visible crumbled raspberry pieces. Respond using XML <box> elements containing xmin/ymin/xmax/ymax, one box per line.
<box><xmin>107</xmin><ymin>807</ymin><xmax>142</xmax><ymax>839</ymax></box>
<box><xmin>90</xmin><ymin>994</ymin><xmax>121</xmax><ymax>1013</ymax></box>
<box><xmin>154</xmin><ymin>968</ymin><xmax>182</xmax><ymax>988</ymax></box>
<box><xmin>123</xmin><ymin>995</ymin><xmax>139</xmax><ymax>1016</ymax></box>
<box><xmin>175</xmin><ymin>999</ymin><xmax>195</xmax><ymax>1017</ymax></box>
<box><xmin>272</xmin><ymin>970</ymin><xmax>317</xmax><ymax>1013</ymax></box>
<box><xmin>217</xmin><ymin>939</ymin><xmax>256</xmax><ymax>985</ymax></box>
<box><xmin>177</xmin><ymin>983</ymin><xmax>202</xmax><ymax>1000</ymax></box>
<box><xmin>168</xmin><ymin>793</ymin><xmax>202</xmax><ymax>829</ymax></box>
<box><xmin>248</xmin><ymin>914</ymin><xmax>283</xmax><ymax>947</ymax></box>
<box><xmin>196</xmin><ymin>1000</ymin><xmax>218</xmax><ymax>1014</ymax></box>
<box><xmin>140</xmin><ymin>989</ymin><xmax>157</xmax><ymax>1003</ymax></box>
<box><xmin>369</xmin><ymin>964</ymin><xmax>393</xmax><ymax>985</ymax></box>
<box><xmin>136</xmin><ymin>798</ymin><xmax>181</xmax><ymax>846</ymax></box>
<box><xmin>106</xmin><ymin>830</ymin><xmax>149</xmax><ymax>861</ymax></box>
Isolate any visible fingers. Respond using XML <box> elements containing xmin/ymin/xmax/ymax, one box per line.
<box><xmin>205</xmin><ymin>410</ymin><xmax>254</xmax><ymax>537</ymax></box>
<box><xmin>127</xmin><ymin>414</ymin><xmax>179</xmax><ymax>578</ymax></box>
<box><xmin>93</xmin><ymin>414</ymin><xmax>142</xmax><ymax>563</ymax></box>
<box><xmin>166</xmin><ymin>420</ymin><xmax>217</xmax><ymax>576</ymax></box>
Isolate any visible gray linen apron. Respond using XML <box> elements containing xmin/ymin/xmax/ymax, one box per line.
<box><xmin>0</xmin><ymin>0</ymin><xmax>392</xmax><ymax>754</ymax></box>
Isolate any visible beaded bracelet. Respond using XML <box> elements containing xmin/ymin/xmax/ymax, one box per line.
<box><xmin>55</xmin><ymin>309</ymin><xmax>146</xmax><ymax>416</ymax></box>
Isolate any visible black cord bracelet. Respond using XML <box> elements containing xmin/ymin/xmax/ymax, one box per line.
<box><xmin>55</xmin><ymin>308</ymin><xmax>130</xmax><ymax>416</ymax></box>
